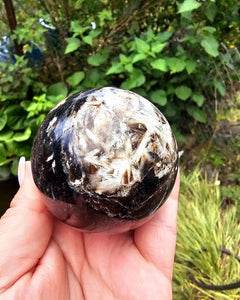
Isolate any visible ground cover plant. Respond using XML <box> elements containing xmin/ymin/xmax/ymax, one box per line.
<box><xmin>173</xmin><ymin>93</ymin><xmax>240</xmax><ymax>299</ymax></box>
<box><xmin>173</xmin><ymin>169</ymin><xmax>240</xmax><ymax>299</ymax></box>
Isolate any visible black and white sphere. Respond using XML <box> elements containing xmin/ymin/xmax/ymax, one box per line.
<box><xmin>31</xmin><ymin>87</ymin><xmax>178</xmax><ymax>233</ymax></box>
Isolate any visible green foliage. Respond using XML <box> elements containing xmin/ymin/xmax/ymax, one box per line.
<box><xmin>0</xmin><ymin>57</ymin><xmax>66</xmax><ymax>176</ymax></box>
<box><xmin>65</xmin><ymin>37</ymin><xmax>81</xmax><ymax>54</ymax></box>
<box><xmin>59</xmin><ymin>0</ymin><xmax>239</xmax><ymax>135</ymax></box>
<box><xmin>173</xmin><ymin>169</ymin><xmax>240</xmax><ymax>299</ymax></box>
<box><xmin>66</xmin><ymin>72</ymin><xmax>85</xmax><ymax>87</ymax></box>
<box><xmin>0</xmin><ymin>54</ymin><xmax>39</xmax><ymax>175</ymax></box>
<box><xmin>104</xmin><ymin>25</ymin><xmax>210</xmax><ymax>125</ymax></box>
<box><xmin>177</xmin><ymin>0</ymin><xmax>201</xmax><ymax>14</ymax></box>
<box><xmin>11</xmin><ymin>17</ymin><xmax>46</xmax><ymax>47</ymax></box>
<box><xmin>200</xmin><ymin>34</ymin><xmax>219</xmax><ymax>57</ymax></box>
<box><xmin>46</xmin><ymin>82</ymin><xmax>68</xmax><ymax>102</ymax></box>
<box><xmin>87</xmin><ymin>49</ymin><xmax>109</xmax><ymax>67</ymax></box>
<box><xmin>0</xmin><ymin>55</ymin><xmax>37</xmax><ymax>102</ymax></box>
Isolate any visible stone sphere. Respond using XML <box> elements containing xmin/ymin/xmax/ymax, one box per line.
<box><xmin>31</xmin><ymin>87</ymin><xmax>178</xmax><ymax>233</ymax></box>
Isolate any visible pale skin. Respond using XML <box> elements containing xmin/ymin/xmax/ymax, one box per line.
<box><xmin>0</xmin><ymin>160</ymin><xmax>180</xmax><ymax>300</ymax></box>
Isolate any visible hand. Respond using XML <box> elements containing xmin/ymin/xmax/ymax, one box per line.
<box><xmin>0</xmin><ymin>159</ymin><xmax>180</xmax><ymax>300</ymax></box>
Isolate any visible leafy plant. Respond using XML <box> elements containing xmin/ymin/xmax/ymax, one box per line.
<box><xmin>11</xmin><ymin>17</ymin><xmax>46</xmax><ymax>49</ymax></box>
<box><xmin>104</xmin><ymin>25</ymin><xmax>210</xmax><ymax>130</ymax></box>
<box><xmin>0</xmin><ymin>56</ymin><xmax>67</xmax><ymax>177</ymax></box>
<box><xmin>62</xmin><ymin>0</ymin><xmax>240</xmax><ymax>141</ymax></box>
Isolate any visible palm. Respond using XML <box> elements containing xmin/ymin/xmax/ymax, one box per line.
<box><xmin>0</xmin><ymin>162</ymin><xmax>179</xmax><ymax>300</ymax></box>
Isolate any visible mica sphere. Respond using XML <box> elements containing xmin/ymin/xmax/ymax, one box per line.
<box><xmin>31</xmin><ymin>87</ymin><xmax>178</xmax><ymax>233</ymax></box>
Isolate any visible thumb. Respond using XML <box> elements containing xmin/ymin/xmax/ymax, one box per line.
<box><xmin>0</xmin><ymin>159</ymin><xmax>53</xmax><ymax>291</ymax></box>
<box><xmin>11</xmin><ymin>157</ymin><xmax>47</xmax><ymax>212</ymax></box>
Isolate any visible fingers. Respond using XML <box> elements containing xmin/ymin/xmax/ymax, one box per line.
<box><xmin>134</xmin><ymin>170</ymin><xmax>180</xmax><ymax>278</ymax></box>
<box><xmin>0</xmin><ymin>161</ymin><xmax>53</xmax><ymax>291</ymax></box>
<box><xmin>11</xmin><ymin>160</ymin><xmax>46</xmax><ymax>213</ymax></box>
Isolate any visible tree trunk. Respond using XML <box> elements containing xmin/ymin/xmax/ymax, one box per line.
<box><xmin>3</xmin><ymin>0</ymin><xmax>23</xmax><ymax>56</ymax></box>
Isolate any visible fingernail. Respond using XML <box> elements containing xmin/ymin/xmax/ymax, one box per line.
<box><xmin>18</xmin><ymin>156</ymin><xmax>26</xmax><ymax>186</ymax></box>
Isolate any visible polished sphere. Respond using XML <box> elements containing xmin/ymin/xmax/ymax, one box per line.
<box><xmin>31</xmin><ymin>87</ymin><xmax>178</xmax><ymax>233</ymax></box>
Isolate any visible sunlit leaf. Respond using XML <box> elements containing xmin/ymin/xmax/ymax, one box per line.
<box><xmin>150</xmin><ymin>59</ymin><xmax>167</xmax><ymax>72</ymax></box>
<box><xmin>132</xmin><ymin>53</ymin><xmax>147</xmax><ymax>64</ymax></box>
<box><xmin>134</xmin><ymin>38</ymin><xmax>150</xmax><ymax>53</ymax></box>
<box><xmin>87</xmin><ymin>50</ymin><xmax>109</xmax><ymax>66</ymax></box>
<box><xmin>5</xmin><ymin>140</ymin><xmax>31</xmax><ymax>157</ymax></box>
<box><xmin>67</xmin><ymin>72</ymin><xmax>85</xmax><ymax>87</ymax></box>
<box><xmin>121</xmin><ymin>69</ymin><xmax>145</xmax><ymax>90</ymax></box>
<box><xmin>187</xmin><ymin>106</ymin><xmax>207</xmax><ymax>123</ymax></box>
<box><xmin>82</xmin><ymin>29</ymin><xmax>101</xmax><ymax>46</ymax></box>
<box><xmin>47</xmin><ymin>82</ymin><xmax>68</xmax><ymax>101</ymax></box>
<box><xmin>178</xmin><ymin>0</ymin><xmax>201</xmax><ymax>13</ymax></box>
<box><xmin>0</xmin><ymin>129</ymin><xmax>14</xmax><ymax>141</ymax></box>
<box><xmin>157</xmin><ymin>31</ymin><xmax>173</xmax><ymax>42</ymax></box>
<box><xmin>167</xmin><ymin>58</ymin><xmax>186</xmax><ymax>73</ymax></box>
<box><xmin>65</xmin><ymin>37</ymin><xmax>81</xmax><ymax>54</ymax></box>
<box><xmin>185</xmin><ymin>60</ymin><xmax>197</xmax><ymax>74</ymax></box>
<box><xmin>0</xmin><ymin>114</ymin><xmax>7</xmax><ymax>131</ymax></box>
<box><xmin>106</xmin><ymin>61</ymin><xmax>124</xmax><ymax>75</ymax></box>
<box><xmin>151</xmin><ymin>42</ymin><xmax>167</xmax><ymax>53</ymax></box>
<box><xmin>175</xmin><ymin>86</ymin><xmax>192</xmax><ymax>100</ymax></box>
<box><xmin>200</xmin><ymin>35</ymin><xmax>219</xmax><ymax>57</ymax></box>
<box><xmin>12</xmin><ymin>127</ymin><xmax>31</xmax><ymax>142</ymax></box>
<box><xmin>151</xmin><ymin>89</ymin><xmax>167</xmax><ymax>106</ymax></box>
<box><xmin>192</xmin><ymin>93</ymin><xmax>205</xmax><ymax>107</ymax></box>
<box><xmin>70</xmin><ymin>21</ymin><xmax>88</xmax><ymax>35</ymax></box>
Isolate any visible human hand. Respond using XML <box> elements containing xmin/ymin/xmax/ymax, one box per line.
<box><xmin>0</xmin><ymin>159</ymin><xmax>180</xmax><ymax>300</ymax></box>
